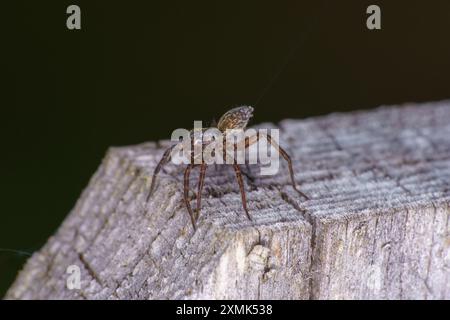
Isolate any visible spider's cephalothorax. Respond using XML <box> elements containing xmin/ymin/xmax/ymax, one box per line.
<box><xmin>147</xmin><ymin>106</ymin><xmax>308</xmax><ymax>230</ymax></box>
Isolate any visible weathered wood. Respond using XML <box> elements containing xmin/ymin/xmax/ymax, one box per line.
<box><xmin>6</xmin><ymin>101</ymin><xmax>450</xmax><ymax>300</ymax></box>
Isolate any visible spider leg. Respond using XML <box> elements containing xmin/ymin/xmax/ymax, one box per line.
<box><xmin>240</xmin><ymin>163</ymin><xmax>258</xmax><ymax>191</ymax></box>
<box><xmin>233</xmin><ymin>164</ymin><xmax>252</xmax><ymax>221</ymax></box>
<box><xmin>195</xmin><ymin>163</ymin><xmax>207</xmax><ymax>221</ymax></box>
<box><xmin>223</xmin><ymin>136</ymin><xmax>257</xmax><ymax>187</ymax></box>
<box><xmin>147</xmin><ymin>144</ymin><xmax>176</xmax><ymax>202</ymax></box>
<box><xmin>263</xmin><ymin>133</ymin><xmax>309</xmax><ymax>199</ymax></box>
<box><xmin>184</xmin><ymin>164</ymin><xmax>197</xmax><ymax>230</ymax></box>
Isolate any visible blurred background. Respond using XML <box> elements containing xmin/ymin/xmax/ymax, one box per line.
<box><xmin>2</xmin><ymin>0</ymin><xmax>450</xmax><ymax>296</ymax></box>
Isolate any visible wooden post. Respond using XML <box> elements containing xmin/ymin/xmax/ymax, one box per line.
<box><xmin>6</xmin><ymin>101</ymin><xmax>450</xmax><ymax>299</ymax></box>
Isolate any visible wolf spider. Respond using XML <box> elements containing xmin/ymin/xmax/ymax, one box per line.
<box><xmin>147</xmin><ymin>106</ymin><xmax>308</xmax><ymax>230</ymax></box>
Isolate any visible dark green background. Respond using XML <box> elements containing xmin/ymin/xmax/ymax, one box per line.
<box><xmin>2</xmin><ymin>0</ymin><xmax>450</xmax><ymax>296</ymax></box>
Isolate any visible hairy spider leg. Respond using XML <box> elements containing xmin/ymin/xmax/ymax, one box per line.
<box><xmin>183</xmin><ymin>164</ymin><xmax>197</xmax><ymax>230</ymax></box>
<box><xmin>263</xmin><ymin>133</ymin><xmax>309</xmax><ymax>199</ymax></box>
<box><xmin>221</xmin><ymin>137</ymin><xmax>254</xmax><ymax>221</ymax></box>
<box><xmin>245</xmin><ymin>133</ymin><xmax>309</xmax><ymax>200</ymax></box>
<box><xmin>195</xmin><ymin>163</ymin><xmax>207</xmax><ymax>222</ymax></box>
<box><xmin>193</xmin><ymin>140</ymin><xmax>254</xmax><ymax>226</ymax></box>
<box><xmin>233</xmin><ymin>164</ymin><xmax>252</xmax><ymax>221</ymax></box>
<box><xmin>147</xmin><ymin>144</ymin><xmax>176</xmax><ymax>202</ymax></box>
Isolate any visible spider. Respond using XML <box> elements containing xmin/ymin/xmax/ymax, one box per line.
<box><xmin>147</xmin><ymin>106</ymin><xmax>308</xmax><ymax>230</ymax></box>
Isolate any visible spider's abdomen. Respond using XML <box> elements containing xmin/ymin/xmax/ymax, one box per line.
<box><xmin>217</xmin><ymin>106</ymin><xmax>254</xmax><ymax>132</ymax></box>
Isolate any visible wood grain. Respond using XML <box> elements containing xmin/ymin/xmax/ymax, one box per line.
<box><xmin>6</xmin><ymin>101</ymin><xmax>450</xmax><ymax>299</ymax></box>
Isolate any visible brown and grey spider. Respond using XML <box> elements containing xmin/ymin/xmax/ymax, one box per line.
<box><xmin>147</xmin><ymin>106</ymin><xmax>308</xmax><ymax>230</ymax></box>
